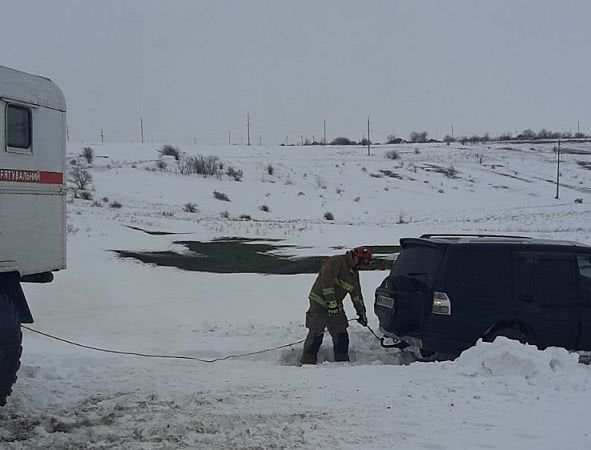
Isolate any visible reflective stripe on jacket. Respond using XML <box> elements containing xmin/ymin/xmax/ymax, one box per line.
<box><xmin>308</xmin><ymin>253</ymin><xmax>366</xmax><ymax>315</ymax></box>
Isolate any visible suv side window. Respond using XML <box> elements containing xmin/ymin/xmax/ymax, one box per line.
<box><xmin>578</xmin><ymin>255</ymin><xmax>591</xmax><ymax>292</ymax></box>
<box><xmin>6</xmin><ymin>104</ymin><xmax>32</xmax><ymax>152</ymax></box>
<box><xmin>513</xmin><ymin>252</ymin><xmax>577</xmax><ymax>306</ymax></box>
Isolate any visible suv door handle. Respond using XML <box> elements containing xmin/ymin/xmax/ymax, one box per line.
<box><xmin>519</xmin><ymin>294</ymin><xmax>534</xmax><ymax>302</ymax></box>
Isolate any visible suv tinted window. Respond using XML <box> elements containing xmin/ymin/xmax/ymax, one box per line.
<box><xmin>392</xmin><ymin>245</ymin><xmax>443</xmax><ymax>286</ymax></box>
<box><xmin>6</xmin><ymin>104</ymin><xmax>32</xmax><ymax>150</ymax></box>
<box><xmin>442</xmin><ymin>248</ymin><xmax>509</xmax><ymax>290</ymax></box>
<box><xmin>578</xmin><ymin>254</ymin><xmax>591</xmax><ymax>291</ymax></box>
<box><xmin>513</xmin><ymin>252</ymin><xmax>577</xmax><ymax>306</ymax></box>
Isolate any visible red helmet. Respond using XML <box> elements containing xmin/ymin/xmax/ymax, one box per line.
<box><xmin>352</xmin><ymin>246</ymin><xmax>372</xmax><ymax>265</ymax></box>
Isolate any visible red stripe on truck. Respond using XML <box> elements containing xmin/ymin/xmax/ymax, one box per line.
<box><xmin>0</xmin><ymin>169</ymin><xmax>63</xmax><ymax>184</ymax></box>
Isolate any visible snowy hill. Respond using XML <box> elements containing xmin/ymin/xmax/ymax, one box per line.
<box><xmin>2</xmin><ymin>141</ymin><xmax>590</xmax><ymax>449</ymax></box>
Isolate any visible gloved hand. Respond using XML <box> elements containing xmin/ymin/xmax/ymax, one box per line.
<box><xmin>327</xmin><ymin>300</ymin><xmax>339</xmax><ymax>316</ymax></box>
<box><xmin>357</xmin><ymin>311</ymin><xmax>368</xmax><ymax>327</ymax></box>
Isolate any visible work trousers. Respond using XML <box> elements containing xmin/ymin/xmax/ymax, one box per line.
<box><xmin>301</xmin><ymin>301</ymin><xmax>349</xmax><ymax>364</ymax></box>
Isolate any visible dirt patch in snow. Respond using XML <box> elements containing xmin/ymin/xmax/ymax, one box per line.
<box><xmin>0</xmin><ymin>392</ymin><xmax>323</xmax><ymax>449</ymax></box>
<box><xmin>113</xmin><ymin>239</ymin><xmax>398</xmax><ymax>274</ymax></box>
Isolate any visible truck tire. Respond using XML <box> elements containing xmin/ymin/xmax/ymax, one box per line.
<box><xmin>0</xmin><ymin>292</ymin><xmax>22</xmax><ymax>406</ymax></box>
<box><xmin>485</xmin><ymin>327</ymin><xmax>531</xmax><ymax>345</ymax></box>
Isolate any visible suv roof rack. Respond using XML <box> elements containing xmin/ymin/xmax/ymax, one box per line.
<box><xmin>420</xmin><ymin>233</ymin><xmax>531</xmax><ymax>239</ymax></box>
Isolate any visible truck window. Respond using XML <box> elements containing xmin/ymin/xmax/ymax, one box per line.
<box><xmin>6</xmin><ymin>104</ymin><xmax>32</xmax><ymax>150</ymax></box>
<box><xmin>445</xmin><ymin>249</ymin><xmax>508</xmax><ymax>289</ymax></box>
<box><xmin>578</xmin><ymin>255</ymin><xmax>591</xmax><ymax>291</ymax></box>
<box><xmin>392</xmin><ymin>245</ymin><xmax>443</xmax><ymax>287</ymax></box>
<box><xmin>513</xmin><ymin>252</ymin><xmax>578</xmax><ymax>306</ymax></box>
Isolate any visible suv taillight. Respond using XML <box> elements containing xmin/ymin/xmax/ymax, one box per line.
<box><xmin>432</xmin><ymin>292</ymin><xmax>452</xmax><ymax>315</ymax></box>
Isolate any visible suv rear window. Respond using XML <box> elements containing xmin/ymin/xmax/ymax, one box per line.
<box><xmin>392</xmin><ymin>245</ymin><xmax>443</xmax><ymax>286</ymax></box>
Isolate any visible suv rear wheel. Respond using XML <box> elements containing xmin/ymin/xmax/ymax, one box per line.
<box><xmin>0</xmin><ymin>292</ymin><xmax>22</xmax><ymax>406</ymax></box>
<box><xmin>485</xmin><ymin>327</ymin><xmax>532</xmax><ymax>345</ymax></box>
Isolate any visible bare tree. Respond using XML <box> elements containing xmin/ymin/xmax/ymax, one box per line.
<box><xmin>69</xmin><ymin>166</ymin><xmax>92</xmax><ymax>190</ymax></box>
<box><xmin>81</xmin><ymin>147</ymin><xmax>94</xmax><ymax>164</ymax></box>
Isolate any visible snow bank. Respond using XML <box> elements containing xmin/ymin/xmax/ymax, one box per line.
<box><xmin>448</xmin><ymin>337</ymin><xmax>581</xmax><ymax>382</ymax></box>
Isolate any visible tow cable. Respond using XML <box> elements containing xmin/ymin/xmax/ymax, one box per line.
<box><xmin>364</xmin><ymin>323</ymin><xmax>408</xmax><ymax>349</ymax></box>
<box><xmin>21</xmin><ymin>320</ymin><xmax>402</xmax><ymax>363</ymax></box>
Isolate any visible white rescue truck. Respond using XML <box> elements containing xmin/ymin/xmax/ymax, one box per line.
<box><xmin>0</xmin><ymin>66</ymin><xmax>66</xmax><ymax>405</ymax></box>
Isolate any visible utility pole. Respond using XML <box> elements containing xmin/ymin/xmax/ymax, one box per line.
<box><xmin>228</xmin><ymin>130</ymin><xmax>231</xmax><ymax>145</ymax></box>
<box><xmin>66</xmin><ymin>124</ymin><xmax>69</xmax><ymax>143</ymax></box>
<box><xmin>578</xmin><ymin>120</ymin><xmax>580</xmax><ymax>135</ymax></box>
<box><xmin>555</xmin><ymin>139</ymin><xmax>561</xmax><ymax>199</ymax></box>
<box><xmin>367</xmin><ymin>116</ymin><xmax>371</xmax><ymax>156</ymax></box>
<box><xmin>140</xmin><ymin>117</ymin><xmax>144</xmax><ymax>144</ymax></box>
<box><xmin>451</xmin><ymin>124</ymin><xmax>454</xmax><ymax>139</ymax></box>
<box><xmin>323</xmin><ymin>120</ymin><xmax>327</xmax><ymax>145</ymax></box>
<box><xmin>247</xmin><ymin>113</ymin><xmax>251</xmax><ymax>146</ymax></box>
<box><xmin>100</xmin><ymin>129</ymin><xmax>104</xmax><ymax>144</ymax></box>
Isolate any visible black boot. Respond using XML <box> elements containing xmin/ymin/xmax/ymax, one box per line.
<box><xmin>333</xmin><ymin>332</ymin><xmax>350</xmax><ymax>362</ymax></box>
<box><xmin>301</xmin><ymin>332</ymin><xmax>324</xmax><ymax>365</ymax></box>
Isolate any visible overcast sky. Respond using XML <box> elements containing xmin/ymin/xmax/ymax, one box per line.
<box><xmin>1</xmin><ymin>0</ymin><xmax>590</xmax><ymax>145</ymax></box>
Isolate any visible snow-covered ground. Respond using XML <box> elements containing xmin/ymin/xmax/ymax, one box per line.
<box><xmin>2</xmin><ymin>141</ymin><xmax>591</xmax><ymax>449</ymax></box>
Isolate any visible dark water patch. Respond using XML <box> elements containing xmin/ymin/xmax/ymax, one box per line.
<box><xmin>113</xmin><ymin>238</ymin><xmax>398</xmax><ymax>274</ymax></box>
<box><xmin>125</xmin><ymin>225</ymin><xmax>192</xmax><ymax>236</ymax></box>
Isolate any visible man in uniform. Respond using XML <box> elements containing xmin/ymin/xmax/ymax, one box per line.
<box><xmin>301</xmin><ymin>246</ymin><xmax>372</xmax><ymax>364</ymax></box>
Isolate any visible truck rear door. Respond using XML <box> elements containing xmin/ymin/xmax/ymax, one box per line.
<box><xmin>380</xmin><ymin>242</ymin><xmax>444</xmax><ymax>335</ymax></box>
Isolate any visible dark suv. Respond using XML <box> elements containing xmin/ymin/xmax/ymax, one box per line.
<box><xmin>374</xmin><ymin>234</ymin><xmax>591</xmax><ymax>358</ymax></box>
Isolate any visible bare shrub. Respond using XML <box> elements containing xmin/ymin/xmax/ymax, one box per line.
<box><xmin>92</xmin><ymin>200</ymin><xmax>102</xmax><ymax>207</ymax></box>
<box><xmin>354</xmin><ymin>196</ymin><xmax>361</xmax><ymax>202</ymax></box>
<box><xmin>437</xmin><ymin>189</ymin><xmax>445</xmax><ymax>194</ymax></box>
<box><xmin>240</xmin><ymin>214</ymin><xmax>252</xmax><ymax>220</ymax></box>
<box><xmin>220</xmin><ymin>210</ymin><xmax>230</xmax><ymax>219</ymax></box>
<box><xmin>161</xmin><ymin>211</ymin><xmax>175</xmax><ymax>217</ymax></box>
<box><xmin>213</xmin><ymin>190</ymin><xmax>230</xmax><ymax>201</ymax></box>
<box><xmin>81</xmin><ymin>147</ymin><xmax>94</xmax><ymax>164</ymax></box>
<box><xmin>183</xmin><ymin>202</ymin><xmax>198</xmax><ymax>213</ymax></box>
<box><xmin>259</xmin><ymin>204</ymin><xmax>270</xmax><ymax>212</ymax></box>
<box><xmin>443</xmin><ymin>166</ymin><xmax>458</xmax><ymax>178</ymax></box>
<box><xmin>226</xmin><ymin>166</ymin><xmax>243</xmax><ymax>181</ymax></box>
<box><xmin>69</xmin><ymin>166</ymin><xmax>92</xmax><ymax>190</ymax></box>
<box><xmin>102</xmin><ymin>197</ymin><xmax>109</xmax><ymax>203</ymax></box>
<box><xmin>158</xmin><ymin>144</ymin><xmax>181</xmax><ymax>161</ymax></box>
<box><xmin>323</xmin><ymin>211</ymin><xmax>334</xmax><ymax>221</ymax></box>
<box><xmin>396</xmin><ymin>211</ymin><xmax>408</xmax><ymax>224</ymax></box>
<box><xmin>110</xmin><ymin>201</ymin><xmax>123</xmax><ymax>208</ymax></box>
<box><xmin>297</xmin><ymin>192</ymin><xmax>305</xmax><ymax>197</ymax></box>
<box><xmin>156</xmin><ymin>160</ymin><xmax>167</xmax><ymax>170</ymax></box>
<box><xmin>79</xmin><ymin>190</ymin><xmax>93</xmax><ymax>201</ymax></box>
<box><xmin>266</xmin><ymin>164</ymin><xmax>274</xmax><ymax>176</ymax></box>
<box><xmin>330</xmin><ymin>137</ymin><xmax>354</xmax><ymax>145</ymax></box>
<box><xmin>409</xmin><ymin>131</ymin><xmax>428</xmax><ymax>143</ymax></box>
<box><xmin>70</xmin><ymin>159</ymin><xmax>77</xmax><ymax>166</ymax></box>
<box><xmin>385</xmin><ymin>150</ymin><xmax>400</xmax><ymax>160</ymax></box>
<box><xmin>180</xmin><ymin>155</ymin><xmax>223</xmax><ymax>178</ymax></box>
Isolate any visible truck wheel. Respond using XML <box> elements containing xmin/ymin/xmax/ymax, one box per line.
<box><xmin>0</xmin><ymin>292</ymin><xmax>22</xmax><ymax>406</ymax></box>
<box><xmin>485</xmin><ymin>328</ymin><xmax>530</xmax><ymax>345</ymax></box>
